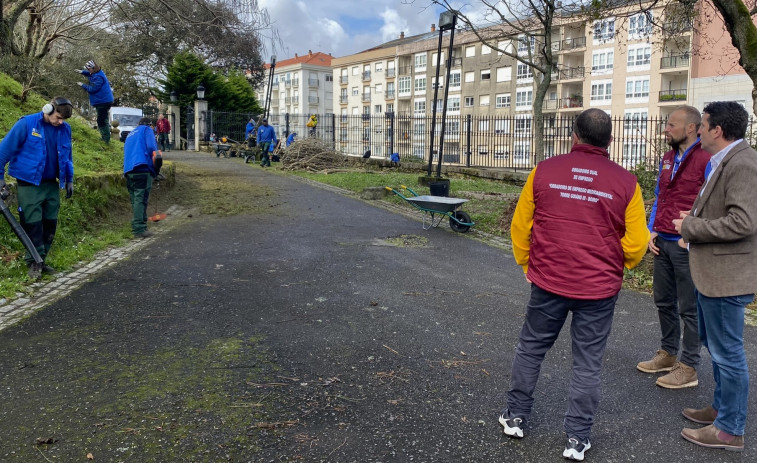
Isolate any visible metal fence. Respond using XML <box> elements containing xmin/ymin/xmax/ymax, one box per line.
<box><xmin>194</xmin><ymin>111</ymin><xmax>757</xmax><ymax>172</ymax></box>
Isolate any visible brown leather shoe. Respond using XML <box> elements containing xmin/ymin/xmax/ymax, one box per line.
<box><xmin>637</xmin><ymin>349</ymin><xmax>677</xmax><ymax>373</ymax></box>
<box><xmin>681</xmin><ymin>424</ymin><xmax>744</xmax><ymax>451</ymax></box>
<box><xmin>656</xmin><ymin>362</ymin><xmax>698</xmax><ymax>389</ymax></box>
<box><xmin>683</xmin><ymin>405</ymin><xmax>717</xmax><ymax>424</ymax></box>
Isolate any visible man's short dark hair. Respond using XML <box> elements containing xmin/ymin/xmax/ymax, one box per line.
<box><xmin>703</xmin><ymin>101</ymin><xmax>749</xmax><ymax>142</ymax></box>
<box><xmin>573</xmin><ymin>108</ymin><xmax>612</xmax><ymax>148</ymax></box>
<box><xmin>138</xmin><ymin>117</ymin><xmax>151</xmax><ymax>126</ymax></box>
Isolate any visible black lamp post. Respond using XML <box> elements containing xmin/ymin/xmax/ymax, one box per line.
<box><xmin>196</xmin><ymin>84</ymin><xmax>206</xmax><ymax>100</ymax></box>
<box><xmin>169</xmin><ymin>90</ymin><xmax>178</xmax><ymax>149</ymax></box>
<box><xmin>427</xmin><ymin>10</ymin><xmax>457</xmax><ymax>178</ymax></box>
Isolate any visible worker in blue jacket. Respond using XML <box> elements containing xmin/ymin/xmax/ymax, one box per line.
<box><xmin>0</xmin><ymin>97</ymin><xmax>75</xmax><ymax>279</ymax></box>
<box><xmin>77</xmin><ymin>60</ymin><xmax>114</xmax><ymax>144</ymax></box>
<box><xmin>123</xmin><ymin>118</ymin><xmax>159</xmax><ymax>238</ymax></box>
<box><xmin>245</xmin><ymin>117</ymin><xmax>256</xmax><ymax>148</ymax></box>
<box><xmin>257</xmin><ymin>118</ymin><xmax>277</xmax><ymax>167</ymax></box>
<box><xmin>286</xmin><ymin>132</ymin><xmax>297</xmax><ymax>147</ymax></box>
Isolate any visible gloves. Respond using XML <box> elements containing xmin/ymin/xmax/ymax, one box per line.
<box><xmin>0</xmin><ymin>178</ymin><xmax>8</xmax><ymax>201</ymax></box>
<box><xmin>79</xmin><ymin>82</ymin><xmax>87</xmax><ymax>89</ymax></box>
<box><xmin>75</xmin><ymin>69</ymin><xmax>82</xmax><ymax>74</ymax></box>
<box><xmin>65</xmin><ymin>182</ymin><xmax>73</xmax><ymax>199</ymax></box>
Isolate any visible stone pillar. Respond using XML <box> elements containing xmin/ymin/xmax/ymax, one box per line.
<box><xmin>194</xmin><ymin>99</ymin><xmax>208</xmax><ymax>151</ymax></box>
<box><xmin>168</xmin><ymin>104</ymin><xmax>180</xmax><ymax>150</ymax></box>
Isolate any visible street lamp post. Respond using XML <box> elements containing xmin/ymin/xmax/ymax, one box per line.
<box><xmin>194</xmin><ymin>84</ymin><xmax>208</xmax><ymax>150</ymax></box>
<box><xmin>427</xmin><ymin>10</ymin><xmax>457</xmax><ymax>178</ymax></box>
<box><xmin>168</xmin><ymin>90</ymin><xmax>179</xmax><ymax>150</ymax></box>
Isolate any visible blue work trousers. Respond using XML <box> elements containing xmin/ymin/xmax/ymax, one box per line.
<box><xmin>507</xmin><ymin>284</ymin><xmax>617</xmax><ymax>440</ymax></box>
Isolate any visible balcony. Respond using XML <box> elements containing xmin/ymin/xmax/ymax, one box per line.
<box><xmin>385</xmin><ymin>90</ymin><xmax>395</xmax><ymax>100</ymax></box>
<box><xmin>448</xmin><ymin>57</ymin><xmax>462</xmax><ymax>67</ymax></box>
<box><xmin>543</xmin><ymin>99</ymin><xmax>559</xmax><ymax>111</ymax></box>
<box><xmin>561</xmin><ymin>36</ymin><xmax>586</xmax><ymax>51</ymax></box>
<box><xmin>385</xmin><ymin>68</ymin><xmax>396</xmax><ymax>78</ymax></box>
<box><xmin>308</xmin><ymin>96</ymin><xmax>319</xmax><ymax>104</ymax></box>
<box><xmin>362</xmin><ymin>71</ymin><xmax>371</xmax><ymax>81</ymax></box>
<box><xmin>560</xmin><ymin>96</ymin><xmax>583</xmax><ymax>109</ymax></box>
<box><xmin>660</xmin><ymin>54</ymin><xmax>690</xmax><ymax>69</ymax></box>
<box><xmin>659</xmin><ymin>89</ymin><xmax>687</xmax><ymax>102</ymax></box>
<box><xmin>285</xmin><ymin>97</ymin><xmax>293</xmax><ymax>104</ymax></box>
<box><xmin>284</xmin><ymin>80</ymin><xmax>292</xmax><ymax>88</ymax></box>
<box><xmin>362</xmin><ymin>114</ymin><xmax>371</xmax><ymax>121</ymax></box>
<box><xmin>559</xmin><ymin>66</ymin><xmax>585</xmax><ymax>80</ymax></box>
<box><xmin>309</xmin><ymin>78</ymin><xmax>319</xmax><ymax>87</ymax></box>
<box><xmin>362</xmin><ymin>93</ymin><xmax>371</xmax><ymax>102</ymax></box>
<box><xmin>340</xmin><ymin>76</ymin><xmax>349</xmax><ymax>84</ymax></box>
<box><xmin>399</xmin><ymin>66</ymin><xmax>413</xmax><ymax>75</ymax></box>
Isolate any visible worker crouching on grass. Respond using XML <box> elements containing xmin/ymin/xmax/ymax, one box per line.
<box><xmin>124</xmin><ymin>117</ymin><xmax>161</xmax><ymax>239</ymax></box>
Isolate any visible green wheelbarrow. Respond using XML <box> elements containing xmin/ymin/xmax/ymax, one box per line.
<box><xmin>385</xmin><ymin>185</ymin><xmax>475</xmax><ymax>233</ymax></box>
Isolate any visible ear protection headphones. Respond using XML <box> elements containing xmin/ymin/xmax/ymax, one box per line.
<box><xmin>43</xmin><ymin>97</ymin><xmax>73</xmax><ymax>115</ymax></box>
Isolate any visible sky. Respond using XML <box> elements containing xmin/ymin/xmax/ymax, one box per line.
<box><xmin>258</xmin><ymin>0</ymin><xmax>449</xmax><ymax>60</ymax></box>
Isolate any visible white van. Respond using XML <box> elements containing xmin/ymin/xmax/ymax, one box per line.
<box><xmin>109</xmin><ymin>107</ymin><xmax>143</xmax><ymax>142</ymax></box>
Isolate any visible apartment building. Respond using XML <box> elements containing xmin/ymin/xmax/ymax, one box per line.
<box><xmin>258</xmin><ymin>51</ymin><xmax>334</xmax><ymax>123</ymax></box>
<box><xmin>330</xmin><ymin>1</ymin><xmax>755</xmax><ymax>167</ymax></box>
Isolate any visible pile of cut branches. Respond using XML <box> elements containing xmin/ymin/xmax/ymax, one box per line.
<box><xmin>279</xmin><ymin>138</ymin><xmax>354</xmax><ymax>173</ymax></box>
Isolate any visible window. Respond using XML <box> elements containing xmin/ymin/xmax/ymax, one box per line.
<box><xmin>414</xmin><ymin>76</ymin><xmax>426</xmax><ymax>93</ymax></box>
<box><xmin>414</xmin><ymin>121</ymin><xmax>425</xmax><ymax>135</ymax></box>
<box><xmin>466</xmin><ymin>46</ymin><xmax>476</xmax><ymax>57</ymax></box>
<box><xmin>445</xmin><ymin>120</ymin><xmax>460</xmax><ymax>137</ymax></box>
<box><xmin>414</xmin><ymin>99</ymin><xmax>426</xmax><ymax>114</ymax></box>
<box><xmin>481</xmin><ymin>70</ymin><xmax>491</xmax><ymax>81</ymax></box>
<box><xmin>375</xmin><ymin>104</ymin><xmax>383</xmax><ymax>113</ymax></box>
<box><xmin>398</xmin><ymin>76</ymin><xmax>411</xmax><ymax>94</ymax></box>
<box><xmin>414</xmin><ymin>53</ymin><xmax>427</xmax><ymax>70</ymax></box>
<box><xmin>479</xmin><ymin>120</ymin><xmax>490</xmax><ymax>131</ymax></box>
<box><xmin>591</xmin><ymin>80</ymin><xmax>612</xmax><ymax>102</ymax></box>
<box><xmin>496</xmin><ymin>66</ymin><xmax>512</xmax><ymax>82</ymax></box>
<box><xmin>448</xmin><ymin>96</ymin><xmax>460</xmax><ymax>112</ymax></box>
<box><xmin>431</xmin><ymin>52</ymin><xmax>445</xmax><ymax>66</ymax></box>
<box><xmin>517</xmin><ymin>35</ymin><xmax>535</xmax><ymax>55</ymax></box>
<box><xmin>494</xmin><ymin>119</ymin><xmax>510</xmax><ymax>134</ymax></box>
<box><xmin>623</xmin><ymin>110</ymin><xmax>648</xmax><ymax>132</ymax></box>
<box><xmin>325</xmin><ymin>75</ymin><xmax>333</xmax><ymax>82</ymax></box>
<box><xmin>375</xmin><ymin>83</ymin><xmax>383</xmax><ymax>94</ymax></box>
<box><xmin>514</xmin><ymin>142</ymin><xmax>531</xmax><ymax>163</ymax></box>
<box><xmin>464</xmin><ymin>96</ymin><xmax>474</xmax><ymax>107</ymax></box>
<box><xmin>375</xmin><ymin>62</ymin><xmax>383</xmax><ymax>72</ymax></box>
<box><xmin>625</xmin><ymin>77</ymin><xmax>650</xmax><ymax>99</ymax></box>
<box><xmin>516</xmin><ymin>89</ymin><xmax>533</xmax><ymax>109</ymax></box>
<box><xmin>352</xmin><ymin>66</ymin><xmax>359</xmax><ymax>75</ymax></box>
<box><xmin>478</xmin><ymin>144</ymin><xmax>489</xmax><ymax>155</ymax></box>
<box><xmin>516</xmin><ymin>63</ymin><xmax>533</xmax><ymax>80</ymax></box>
<box><xmin>593</xmin><ymin>18</ymin><xmax>615</xmax><ymax>42</ymax></box>
<box><xmin>480</xmin><ymin>95</ymin><xmax>490</xmax><ymax>106</ymax></box>
<box><xmin>497</xmin><ymin>40</ymin><xmax>511</xmax><ymax>55</ymax></box>
<box><xmin>465</xmin><ymin>71</ymin><xmax>475</xmax><ymax>83</ymax></box>
<box><xmin>627</xmin><ymin>45</ymin><xmax>651</xmax><ymax>68</ymax></box>
<box><xmin>431</xmin><ymin>76</ymin><xmax>444</xmax><ymax>89</ymax></box>
<box><xmin>449</xmin><ymin>72</ymin><xmax>461</xmax><ymax>89</ymax></box>
<box><xmin>352</xmin><ymin>86</ymin><xmax>359</xmax><ymax>96</ymax></box>
<box><xmin>629</xmin><ymin>12</ymin><xmax>652</xmax><ymax>37</ymax></box>
<box><xmin>496</xmin><ymin>94</ymin><xmax>511</xmax><ymax>108</ymax></box>
<box><xmin>592</xmin><ymin>49</ymin><xmax>614</xmax><ymax>73</ymax></box>
<box><xmin>386</xmin><ymin>103</ymin><xmax>394</xmax><ymax>113</ymax></box>
<box><xmin>482</xmin><ymin>44</ymin><xmax>491</xmax><ymax>54</ymax></box>
<box><xmin>622</xmin><ymin>142</ymin><xmax>646</xmax><ymax>167</ymax></box>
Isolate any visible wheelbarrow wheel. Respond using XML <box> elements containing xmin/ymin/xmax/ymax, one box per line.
<box><xmin>449</xmin><ymin>211</ymin><xmax>472</xmax><ymax>233</ymax></box>
<box><xmin>244</xmin><ymin>153</ymin><xmax>253</xmax><ymax>164</ymax></box>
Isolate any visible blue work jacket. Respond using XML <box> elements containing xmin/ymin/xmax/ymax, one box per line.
<box><xmin>81</xmin><ymin>69</ymin><xmax>114</xmax><ymax>106</ymax></box>
<box><xmin>123</xmin><ymin>125</ymin><xmax>158</xmax><ymax>176</ymax></box>
<box><xmin>257</xmin><ymin>125</ymin><xmax>277</xmax><ymax>144</ymax></box>
<box><xmin>0</xmin><ymin>112</ymin><xmax>73</xmax><ymax>187</ymax></box>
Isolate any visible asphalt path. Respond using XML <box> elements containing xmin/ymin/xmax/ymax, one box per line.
<box><xmin>0</xmin><ymin>150</ymin><xmax>754</xmax><ymax>462</ymax></box>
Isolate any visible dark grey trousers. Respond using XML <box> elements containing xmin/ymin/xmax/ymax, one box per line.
<box><xmin>653</xmin><ymin>237</ymin><xmax>700</xmax><ymax>368</ymax></box>
<box><xmin>507</xmin><ymin>284</ymin><xmax>617</xmax><ymax>441</ymax></box>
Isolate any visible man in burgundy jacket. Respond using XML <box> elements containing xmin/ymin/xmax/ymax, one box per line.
<box><xmin>637</xmin><ymin>106</ymin><xmax>711</xmax><ymax>389</ymax></box>
<box><xmin>156</xmin><ymin>113</ymin><xmax>171</xmax><ymax>152</ymax></box>
<box><xmin>501</xmin><ymin>108</ymin><xmax>649</xmax><ymax>460</ymax></box>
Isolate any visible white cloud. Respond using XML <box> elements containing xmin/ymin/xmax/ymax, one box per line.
<box><xmin>259</xmin><ymin>0</ymin><xmax>443</xmax><ymax>59</ymax></box>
